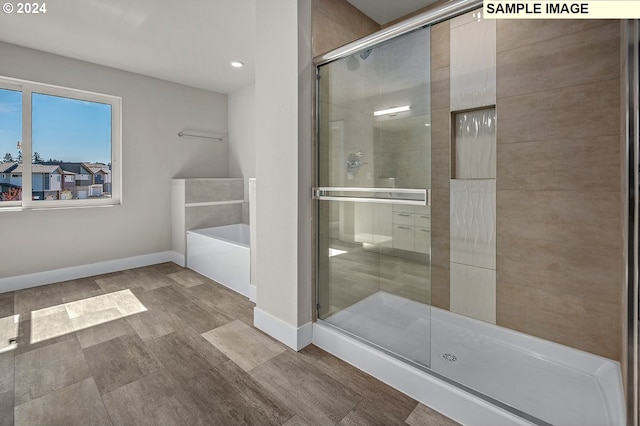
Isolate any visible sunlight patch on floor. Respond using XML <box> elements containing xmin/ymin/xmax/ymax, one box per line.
<box><xmin>31</xmin><ymin>289</ymin><xmax>146</xmax><ymax>344</ymax></box>
<box><xmin>0</xmin><ymin>314</ymin><xmax>19</xmax><ymax>353</ymax></box>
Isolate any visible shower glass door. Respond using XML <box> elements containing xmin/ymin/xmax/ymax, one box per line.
<box><xmin>315</xmin><ymin>27</ymin><xmax>432</xmax><ymax>368</ymax></box>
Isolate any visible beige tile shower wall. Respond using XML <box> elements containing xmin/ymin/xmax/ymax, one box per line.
<box><xmin>495</xmin><ymin>21</ymin><xmax>622</xmax><ymax>360</ymax></box>
<box><xmin>185</xmin><ymin>204</ymin><xmax>244</xmax><ymax>231</ymax></box>
<box><xmin>184</xmin><ymin>178</ymin><xmax>244</xmax><ymax>229</ymax></box>
<box><xmin>185</xmin><ymin>179</ymin><xmax>244</xmax><ymax>204</ymax></box>
<box><xmin>449</xmin><ymin>11</ymin><xmax>496</xmax><ymax>111</ymax></box>
<box><xmin>312</xmin><ymin>0</ymin><xmax>380</xmax><ymax>57</ymax></box>
<box><xmin>374</xmin><ymin>127</ymin><xmax>430</xmax><ymax>189</ymax></box>
<box><xmin>430</xmin><ymin>21</ymin><xmax>451</xmax><ymax>310</ymax></box>
<box><xmin>448</xmin><ymin>12</ymin><xmax>497</xmax><ymax>324</ymax></box>
<box><xmin>171</xmin><ymin>178</ymin><xmax>245</xmax><ymax>259</ymax></box>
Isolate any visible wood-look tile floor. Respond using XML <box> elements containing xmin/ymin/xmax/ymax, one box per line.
<box><xmin>325</xmin><ymin>240</ymin><xmax>431</xmax><ymax>316</ymax></box>
<box><xmin>0</xmin><ymin>263</ymin><xmax>459</xmax><ymax>426</ymax></box>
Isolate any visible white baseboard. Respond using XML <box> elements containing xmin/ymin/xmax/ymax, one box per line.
<box><xmin>0</xmin><ymin>251</ymin><xmax>181</xmax><ymax>293</ymax></box>
<box><xmin>248</xmin><ymin>284</ymin><xmax>256</xmax><ymax>303</ymax></box>
<box><xmin>254</xmin><ymin>307</ymin><xmax>312</xmax><ymax>351</ymax></box>
<box><xmin>312</xmin><ymin>322</ymin><xmax>533</xmax><ymax>426</ymax></box>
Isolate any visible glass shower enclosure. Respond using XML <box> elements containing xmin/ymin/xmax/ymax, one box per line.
<box><xmin>313</xmin><ymin>7</ymin><xmax>631</xmax><ymax>425</ymax></box>
<box><xmin>315</xmin><ymin>27</ymin><xmax>433</xmax><ymax>368</ymax></box>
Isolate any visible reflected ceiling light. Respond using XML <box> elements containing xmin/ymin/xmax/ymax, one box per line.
<box><xmin>231</xmin><ymin>61</ymin><xmax>244</xmax><ymax>68</ymax></box>
<box><xmin>374</xmin><ymin>105</ymin><xmax>411</xmax><ymax>116</ymax></box>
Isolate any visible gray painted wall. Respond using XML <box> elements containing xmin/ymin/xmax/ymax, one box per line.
<box><xmin>254</xmin><ymin>0</ymin><xmax>313</xmax><ymax>330</ymax></box>
<box><xmin>228</xmin><ymin>83</ymin><xmax>256</xmax><ymax>203</ymax></box>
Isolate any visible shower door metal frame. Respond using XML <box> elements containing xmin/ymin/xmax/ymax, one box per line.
<box><xmin>625</xmin><ymin>19</ymin><xmax>639</xmax><ymax>426</ymax></box>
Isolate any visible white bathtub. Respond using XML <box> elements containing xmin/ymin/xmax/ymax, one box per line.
<box><xmin>187</xmin><ymin>224</ymin><xmax>250</xmax><ymax>297</ymax></box>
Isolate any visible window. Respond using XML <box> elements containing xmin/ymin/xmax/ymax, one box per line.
<box><xmin>0</xmin><ymin>77</ymin><xmax>121</xmax><ymax>208</ymax></box>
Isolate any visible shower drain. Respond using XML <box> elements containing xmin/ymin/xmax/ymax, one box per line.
<box><xmin>442</xmin><ymin>353</ymin><xmax>457</xmax><ymax>362</ymax></box>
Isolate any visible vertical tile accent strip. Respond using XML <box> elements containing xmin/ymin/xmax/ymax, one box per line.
<box><xmin>450</xmin><ymin>12</ymin><xmax>496</xmax><ymax>111</ymax></box>
<box><xmin>449</xmin><ymin>11</ymin><xmax>497</xmax><ymax>323</ymax></box>
<box><xmin>450</xmin><ymin>262</ymin><xmax>496</xmax><ymax>323</ymax></box>
<box><xmin>450</xmin><ymin>180</ymin><xmax>496</xmax><ymax>270</ymax></box>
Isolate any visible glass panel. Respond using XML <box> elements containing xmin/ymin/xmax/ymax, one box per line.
<box><xmin>317</xmin><ymin>26</ymin><xmax>432</xmax><ymax>368</ymax></box>
<box><xmin>318</xmin><ymin>29</ymin><xmax>431</xmax><ymax>191</ymax></box>
<box><xmin>0</xmin><ymin>88</ymin><xmax>22</xmax><ymax>203</ymax></box>
<box><xmin>318</xmin><ymin>199</ymin><xmax>431</xmax><ymax>366</ymax></box>
<box><xmin>31</xmin><ymin>92</ymin><xmax>112</xmax><ymax>201</ymax></box>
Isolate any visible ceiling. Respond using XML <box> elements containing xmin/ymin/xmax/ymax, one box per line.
<box><xmin>0</xmin><ymin>0</ymin><xmax>256</xmax><ymax>94</ymax></box>
<box><xmin>346</xmin><ymin>0</ymin><xmax>440</xmax><ymax>24</ymax></box>
<box><xmin>0</xmin><ymin>0</ymin><xmax>436</xmax><ymax>95</ymax></box>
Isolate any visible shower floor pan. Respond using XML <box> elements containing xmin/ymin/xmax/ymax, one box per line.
<box><xmin>321</xmin><ymin>291</ymin><xmax>625</xmax><ymax>426</ymax></box>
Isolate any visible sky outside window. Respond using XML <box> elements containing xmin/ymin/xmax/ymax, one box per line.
<box><xmin>0</xmin><ymin>88</ymin><xmax>22</xmax><ymax>162</ymax></box>
<box><xmin>32</xmin><ymin>92</ymin><xmax>111</xmax><ymax>164</ymax></box>
<box><xmin>0</xmin><ymin>89</ymin><xmax>112</xmax><ymax>164</ymax></box>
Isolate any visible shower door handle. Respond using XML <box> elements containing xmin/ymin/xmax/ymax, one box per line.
<box><xmin>312</xmin><ymin>187</ymin><xmax>430</xmax><ymax>206</ymax></box>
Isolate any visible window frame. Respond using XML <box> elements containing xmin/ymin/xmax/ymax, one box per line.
<box><xmin>0</xmin><ymin>76</ymin><xmax>122</xmax><ymax>210</ymax></box>
<box><xmin>0</xmin><ymin>80</ymin><xmax>23</xmax><ymax>208</ymax></box>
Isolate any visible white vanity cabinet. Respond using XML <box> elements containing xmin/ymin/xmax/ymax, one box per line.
<box><xmin>392</xmin><ymin>204</ymin><xmax>431</xmax><ymax>254</ymax></box>
<box><xmin>353</xmin><ymin>202</ymin><xmax>430</xmax><ymax>254</ymax></box>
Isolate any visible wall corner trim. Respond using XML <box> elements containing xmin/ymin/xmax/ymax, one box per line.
<box><xmin>171</xmin><ymin>251</ymin><xmax>186</xmax><ymax>267</ymax></box>
<box><xmin>0</xmin><ymin>251</ymin><xmax>181</xmax><ymax>293</ymax></box>
<box><xmin>254</xmin><ymin>307</ymin><xmax>313</xmax><ymax>351</ymax></box>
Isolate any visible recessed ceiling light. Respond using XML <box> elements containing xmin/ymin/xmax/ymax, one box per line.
<box><xmin>231</xmin><ymin>61</ymin><xmax>244</xmax><ymax>68</ymax></box>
